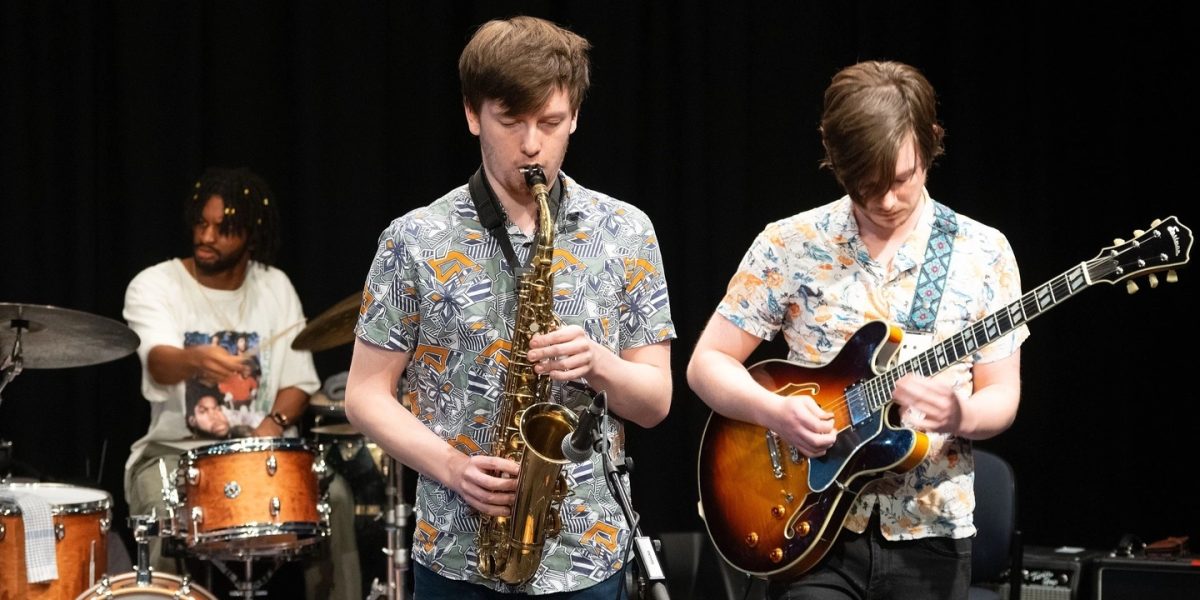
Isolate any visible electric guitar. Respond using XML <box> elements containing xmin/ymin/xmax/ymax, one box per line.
<box><xmin>697</xmin><ymin>216</ymin><xmax>1192</xmax><ymax>581</ymax></box>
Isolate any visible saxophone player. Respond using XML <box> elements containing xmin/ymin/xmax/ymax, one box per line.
<box><xmin>345</xmin><ymin>15</ymin><xmax>675</xmax><ymax>598</ymax></box>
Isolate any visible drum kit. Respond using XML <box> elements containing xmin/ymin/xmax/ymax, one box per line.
<box><xmin>0</xmin><ymin>296</ymin><xmax>412</xmax><ymax>599</ymax></box>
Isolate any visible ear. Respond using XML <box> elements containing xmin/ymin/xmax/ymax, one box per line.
<box><xmin>464</xmin><ymin>98</ymin><xmax>482</xmax><ymax>136</ymax></box>
<box><xmin>569</xmin><ymin>110</ymin><xmax>579</xmax><ymax>134</ymax></box>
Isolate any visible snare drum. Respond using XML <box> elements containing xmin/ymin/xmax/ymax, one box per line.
<box><xmin>0</xmin><ymin>482</ymin><xmax>110</xmax><ymax>600</ymax></box>
<box><xmin>172</xmin><ymin>437</ymin><xmax>329</xmax><ymax>559</ymax></box>
<box><xmin>75</xmin><ymin>571</ymin><xmax>217</xmax><ymax>599</ymax></box>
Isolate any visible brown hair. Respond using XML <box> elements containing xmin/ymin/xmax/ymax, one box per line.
<box><xmin>819</xmin><ymin>61</ymin><xmax>945</xmax><ymax>202</ymax></box>
<box><xmin>459</xmin><ymin>16</ymin><xmax>591</xmax><ymax>117</ymax></box>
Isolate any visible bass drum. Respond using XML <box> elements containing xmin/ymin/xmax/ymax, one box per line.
<box><xmin>74</xmin><ymin>571</ymin><xmax>217</xmax><ymax>599</ymax></box>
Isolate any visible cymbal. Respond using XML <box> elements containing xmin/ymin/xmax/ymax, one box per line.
<box><xmin>292</xmin><ymin>292</ymin><xmax>361</xmax><ymax>352</ymax></box>
<box><xmin>1</xmin><ymin>302</ymin><xmax>140</xmax><ymax>369</ymax></box>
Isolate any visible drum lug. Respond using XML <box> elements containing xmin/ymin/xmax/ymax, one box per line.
<box><xmin>55</xmin><ymin>522</ymin><xmax>65</xmax><ymax>541</ymax></box>
<box><xmin>266</xmin><ymin>453</ymin><xmax>278</xmax><ymax>476</ymax></box>
<box><xmin>190</xmin><ymin>506</ymin><xmax>203</xmax><ymax>546</ymax></box>
<box><xmin>318</xmin><ymin>498</ymin><xmax>331</xmax><ymax>526</ymax></box>
<box><xmin>100</xmin><ymin>515</ymin><xmax>111</xmax><ymax>534</ymax></box>
<box><xmin>224</xmin><ymin>481</ymin><xmax>241</xmax><ymax>499</ymax></box>
<box><xmin>312</xmin><ymin>454</ymin><xmax>330</xmax><ymax>479</ymax></box>
<box><xmin>186</xmin><ymin>465</ymin><xmax>200</xmax><ymax>486</ymax></box>
<box><xmin>270</xmin><ymin>496</ymin><xmax>281</xmax><ymax>518</ymax></box>
<box><xmin>0</xmin><ymin>521</ymin><xmax>5</xmax><ymax>541</ymax></box>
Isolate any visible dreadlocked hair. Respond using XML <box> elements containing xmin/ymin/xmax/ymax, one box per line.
<box><xmin>184</xmin><ymin>167</ymin><xmax>281</xmax><ymax>266</ymax></box>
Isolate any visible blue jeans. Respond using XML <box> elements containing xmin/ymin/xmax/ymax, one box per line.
<box><xmin>413</xmin><ymin>562</ymin><xmax>627</xmax><ymax>599</ymax></box>
<box><xmin>767</xmin><ymin>516</ymin><xmax>972</xmax><ymax>600</ymax></box>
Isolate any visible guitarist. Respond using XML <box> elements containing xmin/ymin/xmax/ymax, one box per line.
<box><xmin>687</xmin><ymin>60</ymin><xmax>1029</xmax><ymax>599</ymax></box>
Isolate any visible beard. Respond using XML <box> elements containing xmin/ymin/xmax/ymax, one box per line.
<box><xmin>193</xmin><ymin>242</ymin><xmax>250</xmax><ymax>276</ymax></box>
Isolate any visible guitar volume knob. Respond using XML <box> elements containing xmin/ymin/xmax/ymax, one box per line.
<box><xmin>744</xmin><ymin>532</ymin><xmax>758</xmax><ymax>547</ymax></box>
<box><xmin>795</xmin><ymin>520</ymin><xmax>811</xmax><ymax>536</ymax></box>
<box><xmin>769</xmin><ymin>548</ymin><xmax>784</xmax><ymax>563</ymax></box>
<box><xmin>771</xmin><ymin>505</ymin><xmax>786</xmax><ymax>519</ymax></box>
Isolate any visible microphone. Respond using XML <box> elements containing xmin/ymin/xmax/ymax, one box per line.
<box><xmin>561</xmin><ymin>391</ymin><xmax>606</xmax><ymax>463</ymax></box>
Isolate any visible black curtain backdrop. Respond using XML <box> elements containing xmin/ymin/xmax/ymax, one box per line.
<box><xmin>3</xmin><ymin>0</ymin><xmax>1197</xmax><ymax>566</ymax></box>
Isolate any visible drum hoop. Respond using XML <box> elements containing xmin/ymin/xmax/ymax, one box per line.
<box><xmin>190</xmin><ymin>521</ymin><xmax>329</xmax><ymax>542</ymax></box>
<box><xmin>0</xmin><ymin>481</ymin><xmax>113</xmax><ymax>516</ymax></box>
<box><xmin>188</xmin><ymin>522</ymin><xmax>329</xmax><ymax>559</ymax></box>
<box><xmin>79</xmin><ymin>570</ymin><xmax>218</xmax><ymax>599</ymax></box>
<box><xmin>186</xmin><ymin>436</ymin><xmax>312</xmax><ymax>459</ymax></box>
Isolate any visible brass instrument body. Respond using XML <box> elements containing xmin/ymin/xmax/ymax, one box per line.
<box><xmin>476</xmin><ymin>166</ymin><xmax>579</xmax><ymax>585</ymax></box>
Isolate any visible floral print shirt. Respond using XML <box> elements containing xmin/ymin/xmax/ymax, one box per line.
<box><xmin>717</xmin><ymin>192</ymin><xmax>1028</xmax><ymax>540</ymax></box>
<box><xmin>356</xmin><ymin>174</ymin><xmax>675</xmax><ymax>592</ymax></box>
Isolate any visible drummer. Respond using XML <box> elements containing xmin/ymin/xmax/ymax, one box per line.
<box><xmin>121</xmin><ymin>167</ymin><xmax>361</xmax><ymax>600</ymax></box>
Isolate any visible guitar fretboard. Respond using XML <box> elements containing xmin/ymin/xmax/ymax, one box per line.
<box><xmin>846</xmin><ymin>258</ymin><xmax>1113</xmax><ymax>422</ymax></box>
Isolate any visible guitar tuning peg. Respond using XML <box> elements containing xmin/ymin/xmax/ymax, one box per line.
<box><xmin>1113</xmin><ymin>238</ymin><xmax>1125</xmax><ymax>245</ymax></box>
<box><xmin>1148</xmin><ymin>273</ymin><xmax>1159</xmax><ymax>288</ymax></box>
<box><xmin>1126</xmin><ymin>280</ymin><xmax>1139</xmax><ymax>294</ymax></box>
<box><xmin>1167</xmin><ymin>269</ymin><xmax>1179</xmax><ymax>283</ymax></box>
<box><xmin>1134</xmin><ymin>229</ymin><xmax>1145</xmax><ymax>237</ymax></box>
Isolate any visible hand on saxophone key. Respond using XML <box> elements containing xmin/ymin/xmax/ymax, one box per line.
<box><xmin>528</xmin><ymin>324</ymin><xmax>597</xmax><ymax>381</ymax></box>
<box><xmin>449</xmin><ymin>453</ymin><xmax>520</xmax><ymax>517</ymax></box>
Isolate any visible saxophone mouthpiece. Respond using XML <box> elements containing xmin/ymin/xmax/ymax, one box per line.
<box><xmin>520</xmin><ymin>164</ymin><xmax>547</xmax><ymax>187</ymax></box>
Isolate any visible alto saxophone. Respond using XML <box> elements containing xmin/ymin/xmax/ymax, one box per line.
<box><xmin>476</xmin><ymin>165</ymin><xmax>579</xmax><ymax>585</ymax></box>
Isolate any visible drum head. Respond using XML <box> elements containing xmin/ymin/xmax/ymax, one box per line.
<box><xmin>0</xmin><ymin>481</ymin><xmax>111</xmax><ymax>515</ymax></box>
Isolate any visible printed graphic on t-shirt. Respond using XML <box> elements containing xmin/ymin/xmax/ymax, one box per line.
<box><xmin>183</xmin><ymin>330</ymin><xmax>264</xmax><ymax>439</ymax></box>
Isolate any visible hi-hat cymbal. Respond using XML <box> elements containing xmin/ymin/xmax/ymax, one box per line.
<box><xmin>1</xmin><ymin>302</ymin><xmax>140</xmax><ymax>369</ymax></box>
<box><xmin>292</xmin><ymin>292</ymin><xmax>361</xmax><ymax>352</ymax></box>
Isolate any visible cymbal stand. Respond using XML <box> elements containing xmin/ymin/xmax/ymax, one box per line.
<box><xmin>0</xmin><ymin>320</ymin><xmax>25</xmax><ymax>480</ymax></box>
<box><xmin>596</xmin><ymin>408</ymin><xmax>670</xmax><ymax>600</ymax></box>
<box><xmin>366</xmin><ymin>454</ymin><xmax>411</xmax><ymax>600</ymax></box>
<box><xmin>0</xmin><ymin>315</ymin><xmax>27</xmax><ymax>406</ymax></box>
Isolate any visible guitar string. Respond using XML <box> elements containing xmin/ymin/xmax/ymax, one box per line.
<box><xmin>788</xmin><ymin>256</ymin><xmax>1119</xmax><ymax>427</ymax></box>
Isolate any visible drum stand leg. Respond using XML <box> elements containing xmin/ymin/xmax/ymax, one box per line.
<box><xmin>366</xmin><ymin>456</ymin><xmax>410</xmax><ymax>600</ymax></box>
<box><xmin>213</xmin><ymin>557</ymin><xmax>282</xmax><ymax>598</ymax></box>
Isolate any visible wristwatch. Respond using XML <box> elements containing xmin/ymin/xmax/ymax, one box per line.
<box><xmin>269</xmin><ymin>411</ymin><xmax>290</xmax><ymax>428</ymax></box>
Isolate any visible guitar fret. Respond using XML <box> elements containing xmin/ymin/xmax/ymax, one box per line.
<box><xmin>1009</xmin><ymin>302</ymin><xmax>1025</xmax><ymax>325</ymax></box>
<box><xmin>1067</xmin><ymin>266</ymin><xmax>1087</xmax><ymax>292</ymax></box>
<box><xmin>1035</xmin><ymin>283</ymin><xmax>1053</xmax><ymax>311</ymax></box>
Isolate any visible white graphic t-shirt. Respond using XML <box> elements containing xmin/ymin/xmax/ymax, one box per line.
<box><xmin>122</xmin><ymin>259</ymin><xmax>320</xmax><ymax>497</ymax></box>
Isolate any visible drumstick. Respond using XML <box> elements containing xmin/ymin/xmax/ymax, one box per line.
<box><xmin>238</xmin><ymin>319</ymin><xmax>306</xmax><ymax>362</ymax></box>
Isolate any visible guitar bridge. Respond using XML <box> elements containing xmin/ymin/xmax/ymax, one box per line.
<box><xmin>766</xmin><ymin>430</ymin><xmax>784</xmax><ymax>479</ymax></box>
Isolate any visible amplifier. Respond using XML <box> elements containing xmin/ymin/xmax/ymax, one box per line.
<box><xmin>999</xmin><ymin>546</ymin><xmax>1102</xmax><ymax>600</ymax></box>
<box><xmin>1091</xmin><ymin>554</ymin><xmax>1200</xmax><ymax>600</ymax></box>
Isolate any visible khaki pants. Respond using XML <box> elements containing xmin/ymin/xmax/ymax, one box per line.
<box><xmin>127</xmin><ymin>444</ymin><xmax>362</xmax><ymax>600</ymax></box>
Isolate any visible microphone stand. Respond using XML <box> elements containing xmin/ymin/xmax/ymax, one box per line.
<box><xmin>594</xmin><ymin>406</ymin><xmax>670</xmax><ymax>600</ymax></box>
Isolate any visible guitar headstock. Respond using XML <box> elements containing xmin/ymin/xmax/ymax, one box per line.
<box><xmin>1088</xmin><ymin>216</ymin><xmax>1192</xmax><ymax>292</ymax></box>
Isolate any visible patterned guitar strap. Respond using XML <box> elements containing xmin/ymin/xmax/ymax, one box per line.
<box><xmin>905</xmin><ymin>200</ymin><xmax>958</xmax><ymax>332</ymax></box>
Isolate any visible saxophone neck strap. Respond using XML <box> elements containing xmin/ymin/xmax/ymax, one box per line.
<box><xmin>468</xmin><ymin>165</ymin><xmax>564</xmax><ymax>276</ymax></box>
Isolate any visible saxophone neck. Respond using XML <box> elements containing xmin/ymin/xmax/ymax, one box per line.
<box><xmin>521</xmin><ymin>165</ymin><xmax>555</xmax><ymax>247</ymax></box>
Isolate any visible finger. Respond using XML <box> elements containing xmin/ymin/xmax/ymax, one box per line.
<box><xmin>475</xmin><ymin>456</ymin><xmax>520</xmax><ymax>477</ymax></box>
<box><xmin>546</xmin><ymin>365</ymin><xmax>589</xmax><ymax>382</ymax></box>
